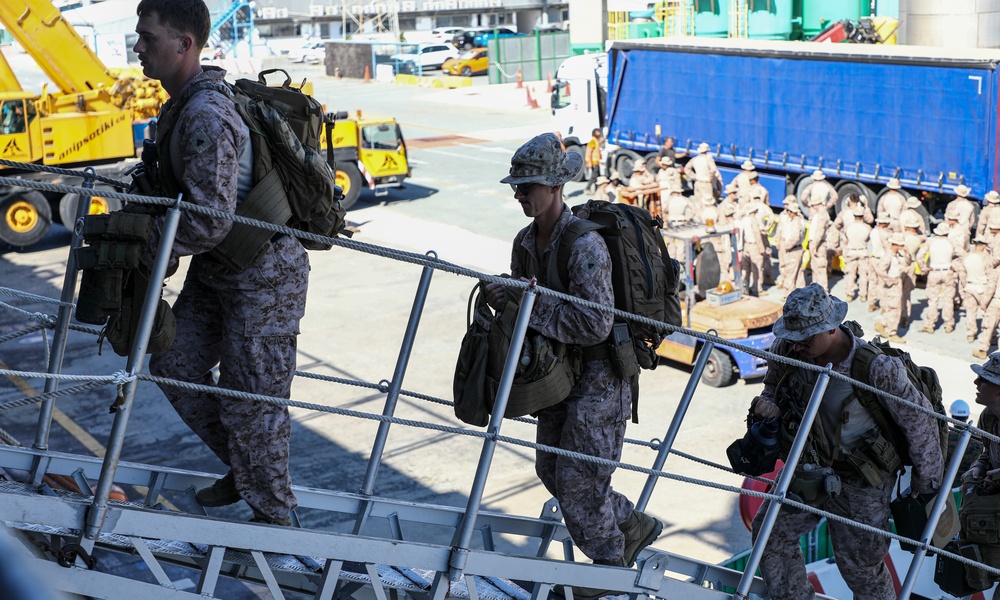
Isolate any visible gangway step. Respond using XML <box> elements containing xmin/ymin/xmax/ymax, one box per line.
<box><xmin>0</xmin><ymin>478</ymin><xmax>533</xmax><ymax>599</ymax></box>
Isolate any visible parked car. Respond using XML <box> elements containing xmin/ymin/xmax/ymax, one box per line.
<box><xmin>472</xmin><ymin>28</ymin><xmax>520</xmax><ymax>47</ymax></box>
<box><xmin>451</xmin><ymin>28</ymin><xmax>488</xmax><ymax>50</ymax></box>
<box><xmin>442</xmin><ymin>47</ymin><xmax>489</xmax><ymax>76</ymax></box>
<box><xmin>289</xmin><ymin>40</ymin><xmax>326</xmax><ymax>64</ymax></box>
<box><xmin>389</xmin><ymin>43</ymin><xmax>459</xmax><ymax>71</ymax></box>
<box><xmin>431</xmin><ymin>27</ymin><xmax>466</xmax><ymax>42</ymax></box>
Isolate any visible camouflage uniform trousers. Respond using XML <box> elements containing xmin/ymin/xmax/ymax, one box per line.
<box><xmin>841</xmin><ymin>251</ymin><xmax>868</xmax><ymax>300</ymax></box>
<box><xmin>751</xmin><ymin>472</ymin><xmax>896</xmax><ymax>600</ymax></box>
<box><xmin>880</xmin><ymin>280</ymin><xmax>905</xmax><ymax>334</ymax></box>
<box><xmin>149</xmin><ymin>236</ymin><xmax>309</xmax><ymax>520</ymax></box>
<box><xmin>741</xmin><ymin>243</ymin><xmax>766</xmax><ymax>295</ymax></box>
<box><xmin>964</xmin><ymin>289</ymin><xmax>992</xmax><ymax>340</ymax></box>
<box><xmin>535</xmin><ymin>359</ymin><xmax>634</xmax><ymax>562</ymax></box>
<box><xmin>977</xmin><ymin>299</ymin><xmax>1000</xmax><ymax>353</ymax></box>
<box><xmin>922</xmin><ymin>270</ymin><xmax>956</xmax><ymax>330</ymax></box>
<box><xmin>903</xmin><ymin>273</ymin><xmax>916</xmax><ymax>325</ymax></box>
<box><xmin>693</xmin><ymin>181</ymin><xmax>715</xmax><ymax>204</ymax></box>
<box><xmin>808</xmin><ymin>245</ymin><xmax>829</xmax><ymax>292</ymax></box>
<box><xmin>779</xmin><ymin>248</ymin><xmax>806</xmax><ymax>294</ymax></box>
<box><xmin>866</xmin><ymin>259</ymin><xmax>883</xmax><ymax>310</ymax></box>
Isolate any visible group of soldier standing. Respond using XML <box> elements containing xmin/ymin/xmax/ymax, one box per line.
<box><xmin>585</xmin><ymin>138</ymin><xmax>1000</xmax><ymax>359</ymax></box>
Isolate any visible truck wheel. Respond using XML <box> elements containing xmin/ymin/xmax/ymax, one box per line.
<box><xmin>834</xmin><ymin>182</ymin><xmax>876</xmax><ymax>215</ymax></box>
<box><xmin>645</xmin><ymin>154</ymin><xmax>660</xmax><ymax>174</ymax></box>
<box><xmin>0</xmin><ymin>191</ymin><xmax>51</xmax><ymax>247</ymax></box>
<box><xmin>335</xmin><ymin>163</ymin><xmax>363</xmax><ymax>210</ymax></box>
<box><xmin>58</xmin><ymin>191</ymin><xmax>122</xmax><ymax>229</ymax></box>
<box><xmin>702</xmin><ymin>348</ymin><xmax>737</xmax><ymax>388</ymax></box>
<box><xmin>614</xmin><ymin>150</ymin><xmax>642</xmax><ymax>182</ymax></box>
<box><xmin>564</xmin><ymin>144</ymin><xmax>586</xmax><ymax>182</ymax></box>
<box><xmin>794</xmin><ymin>177</ymin><xmax>814</xmax><ymax>218</ymax></box>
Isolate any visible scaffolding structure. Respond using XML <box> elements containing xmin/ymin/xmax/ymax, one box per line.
<box><xmin>342</xmin><ymin>0</ymin><xmax>401</xmax><ymax>41</ymax></box>
<box><xmin>728</xmin><ymin>0</ymin><xmax>748</xmax><ymax>38</ymax></box>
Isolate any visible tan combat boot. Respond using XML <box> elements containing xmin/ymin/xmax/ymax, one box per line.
<box><xmin>195</xmin><ymin>471</ymin><xmax>241</xmax><ymax>507</ymax></box>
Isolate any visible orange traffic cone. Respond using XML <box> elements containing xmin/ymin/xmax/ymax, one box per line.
<box><xmin>516</xmin><ymin>68</ymin><xmax>523</xmax><ymax>88</ymax></box>
<box><xmin>363</xmin><ymin>65</ymin><xmax>371</xmax><ymax>83</ymax></box>
<box><xmin>525</xmin><ymin>86</ymin><xmax>540</xmax><ymax>109</ymax></box>
<box><xmin>546</xmin><ymin>72</ymin><xmax>553</xmax><ymax>93</ymax></box>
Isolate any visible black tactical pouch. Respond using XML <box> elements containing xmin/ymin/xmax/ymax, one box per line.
<box><xmin>607</xmin><ymin>321</ymin><xmax>640</xmax><ymax>380</ymax></box>
<box><xmin>104</xmin><ymin>269</ymin><xmax>176</xmax><ymax>357</ymax></box>
<box><xmin>935</xmin><ymin>541</ymin><xmax>991</xmax><ymax>595</ymax></box>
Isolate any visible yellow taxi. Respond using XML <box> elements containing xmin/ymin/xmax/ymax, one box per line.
<box><xmin>442</xmin><ymin>47</ymin><xmax>488</xmax><ymax>76</ymax></box>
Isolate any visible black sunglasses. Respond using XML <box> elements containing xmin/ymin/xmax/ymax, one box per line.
<box><xmin>510</xmin><ymin>183</ymin><xmax>536</xmax><ymax>195</ymax></box>
<box><xmin>789</xmin><ymin>334</ymin><xmax>816</xmax><ymax>351</ymax></box>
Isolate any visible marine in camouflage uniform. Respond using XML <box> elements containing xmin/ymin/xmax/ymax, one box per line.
<box><xmin>878</xmin><ymin>179</ymin><xmax>907</xmax><ymax>233</ymax></box>
<box><xmin>916</xmin><ymin>223</ymin><xmax>958</xmax><ymax>334</ymax></box>
<box><xmin>964</xmin><ymin>235</ymin><xmax>998</xmax><ymax>344</ymax></box>
<box><xmin>485</xmin><ymin>134</ymin><xmax>661</xmax><ymax>579</ymax></box>
<box><xmin>976</xmin><ymin>191</ymin><xmax>1000</xmax><ymax>239</ymax></box>
<box><xmin>750</xmin><ymin>285</ymin><xmax>944</xmax><ymax>600</ymax></box>
<box><xmin>806</xmin><ymin>194</ymin><xmax>832</xmax><ymax>292</ymax></box>
<box><xmin>776</xmin><ymin>196</ymin><xmax>806</xmax><ymax>295</ymax></box>
<box><xmin>135</xmin><ymin>2</ymin><xmax>306</xmax><ymax>525</ymax></box>
<box><xmin>874</xmin><ymin>233</ymin><xmax>911</xmax><ymax>342</ymax></box>
<box><xmin>838</xmin><ymin>204</ymin><xmax>871</xmax><ymax>302</ymax></box>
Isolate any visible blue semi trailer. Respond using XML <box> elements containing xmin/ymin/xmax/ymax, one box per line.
<box><xmin>552</xmin><ymin>38</ymin><xmax>1000</xmax><ymax>215</ymax></box>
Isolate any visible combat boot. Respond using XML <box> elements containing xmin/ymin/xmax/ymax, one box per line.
<box><xmin>195</xmin><ymin>471</ymin><xmax>240</xmax><ymax>507</ymax></box>
<box><xmin>920</xmin><ymin>325</ymin><xmax>935</xmax><ymax>334</ymax></box>
<box><xmin>888</xmin><ymin>333</ymin><xmax>906</xmax><ymax>344</ymax></box>
<box><xmin>874</xmin><ymin>322</ymin><xmax>888</xmax><ymax>337</ymax></box>
<box><xmin>553</xmin><ymin>558</ymin><xmax>621</xmax><ymax>600</ymax></box>
<box><xmin>974</xmin><ymin>349</ymin><xmax>989</xmax><ymax>359</ymax></box>
<box><xmin>944</xmin><ymin>326</ymin><xmax>954</xmax><ymax>333</ymax></box>
<box><xmin>250</xmin><ymin>511</ymin><xmax>292</xmax><ymax>526</ymax></box>
<box><xmin>620</xmin><ymin>510</ymin><xmax>663</xmax><ymax>567</ymax></box>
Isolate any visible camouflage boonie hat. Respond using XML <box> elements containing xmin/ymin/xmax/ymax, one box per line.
<box><xmin>986</xmin><ymin>190</ymin><xmax>1000</xmax><ymax>204</ymax></box>
<box><xmin>741</xmin><ymin>160</ymin><xmax>755</xmax><ymax>171</ymax></box>
<box><xmin>902</xmin><ymin>212</ymin><xmax>923</xmax><ymax>229</ymax></box>
<box><xmin>932</xmin><ymin>222</ymin><xmax>949</xmax><ymax>236</ymax></box>
<box><xmin>905</xmin><ymin>196</ymin><xmax>922</xmax><ymax>209</ymax></box>
<box><xmin>972</xmin><ymin>352</ymin><xmax>1000</xmax><ymax>387</ymax></box>
<box><xmin>889</xmin><ymin>232</ymin><xmax>906</xmax><ymax>245</ymax></box>
<box><xmin>501</xmin><ymin>133</ymin><xmax>583</xmax><ymax>187</ymax></box>
<box><xmin>773</xmin><ymin>283</ymin><xmax>848</xmax><ymax>341</ymax></box>
<box><xmin>954</xmin><ymin>184</ymin><xmax>972</xmax><ymax>198</ymax></box>
<box><xmin>945</xmin><ymin>207</ymin><xmax>961</xmax><ymax>220</ymax></box>
<box><xmin>875</xmin><ymin>215</ymin><xmax>892</xmax><ymax>224</ymax></box>
<box><xmin>886</xmin><ymin>178</ymin><xmax>902</xmax><ymax>190</ymax></box>
<box><xmin>698</xmin><ymin>142</ymin><xmax>710</xmax><ymax>152</ymax></box>
<box><xmin>851</xmin><ymin>203</ymin><xmax>865</xmax><ymax>216</ymax></box>
<box><xmin>974</xmin><ymin>233</ymin><xmax>990</xmax><ymax>244</ymax></box>
<box><xmin>725</xmin><ymin>183</ymin><xmax>738</xmax><ymax>195</ymax></box>
<box><xmin>811</xmin><ymin>169</ymin><xmax>826</xmax><ymax>180</ymax></box>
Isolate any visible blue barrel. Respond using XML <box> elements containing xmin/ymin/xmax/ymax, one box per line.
<box><xmin>694</xmin><ymin>0</ymin><xmax>729</xmax><ymax>38</ymax></box>
<box><xmin>748</xmin><ymin>0</ymin><xmax>794</xmax><ymax>40</ymax></box>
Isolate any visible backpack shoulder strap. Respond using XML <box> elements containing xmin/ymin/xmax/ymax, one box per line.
<box><xmin>550</xmin><ymin>218</ymin><xmax>604</xmax><ymax>293</ymax></box>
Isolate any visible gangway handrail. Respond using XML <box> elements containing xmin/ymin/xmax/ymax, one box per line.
<box><xmin>0</xmin><ymin>161</ymin><xmax>996</xmax><ymax>598</ymax></box>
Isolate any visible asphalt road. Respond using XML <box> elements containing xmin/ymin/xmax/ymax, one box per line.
<box><xmin>0</xmin><ymin>58</ymin><xmax>987</xmax><ymax>597</ymax></box>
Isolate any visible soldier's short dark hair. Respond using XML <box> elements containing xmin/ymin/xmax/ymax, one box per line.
<box><xmin>137</xmin><ymin>0</ymin><xmax>211</xmax><ymax>50</ymax></box>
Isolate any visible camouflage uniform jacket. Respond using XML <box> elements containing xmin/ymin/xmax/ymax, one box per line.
<box><xmin>971</xmin><ymin>411</ymin><xmax>1000</xmax><ymax>479</ymax></box>
<box><xmin>143</xmin><ymin>67</ymin><xmax>249</xmax><ymax>266</ymax></box>
<box><xmin>510</xmin><ymin>204</ymin><xmax>631</xmax><ymax>418</ymax></box>
<box><xmin>759</xmin><ymin>327</ymin><xmax>944</xmax><ymax>494</ymax></box>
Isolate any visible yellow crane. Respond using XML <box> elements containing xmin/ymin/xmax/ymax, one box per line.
<box><xmin>0</xmin><ymin>0</ymin><xmax>167</xmax><ymax>247</ymax></box>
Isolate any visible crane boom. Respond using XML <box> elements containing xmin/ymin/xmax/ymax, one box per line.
<box><xmin>0</xmin><ymin>1</ymin><xmax>118</xmax><ymax>96</ymax></box>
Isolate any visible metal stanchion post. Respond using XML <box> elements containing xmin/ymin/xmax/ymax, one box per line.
<box><xmin>84</xmin><ymin>197</ymin><xmax>181</xmax><ymax>540</ymax></box>
<box><xmin>898</xmin><ymin>424</ymin><xmax>972</xmax><ymax>600</ymax></box>
<box><xmin>445</xmin><ymin>284</ymin><xmax>537</xmax><ymax>582</ymax></box>
<box><xmin>354</xmin><ymin>257</ymin><xmax>435</xmax><ymax>535</ymax></box>
<box><xmin>635</xmin><ymin>335</ymin><xmax>715</xmax><ymax>512</ymax></box>
<box><xmin>32</xmin><ymin>170</ymin><xmax>99</xmax><ymax>462</ymax></box>
<box><xmin>733</xmin><ymin>366</ymin><xmax>832</xmax><ymax>598</ymax></box>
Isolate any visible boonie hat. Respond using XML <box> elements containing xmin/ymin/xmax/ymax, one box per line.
<box><xmin>954</xmin><ymin>184</ymin><xmax>972</xmax><ymax>198</ymax></box>
<box><xmin>902</xmin><ymin>213</ymin><xmax>923</xmax><ymax>229</ymax></box>
<box><xmin>886</xmin><ymin>178</ymin><xmax>902</xmax><ymax>190</ymax></box>
<box><xmin>595</xmin><ymin>175</ymin><xmax>609</xmax><ymax>186</ymax></box>
<box><xmin>633</xmin><ymin>160</ymin><xmax>647</xmax><ymax>171</ymax></box>
<box><xmin>501</xmin><ymin>133</ymin><xmax>583</xmax><ymax>187</ymax></box>
<box><xmin>889</xmin><ymin>232</ymin><xmax>906</xmax><ymax>245</ymax></box>
<box><xmin>811</xmin><ymin>169</ymin><xmax>826</xmax><ymax>181</ymax></box>
<box><xmin>851</xmin><ymin>203</ymin><xmax>865</xmax><ymax>216</ymax></box>
<box><xmin>932</xmin><ymin>222</ymin><xmax>949</xmax><ymax>236</ymax></box>
<box><xmin>972</xmin><ymin>352</ymin><xmax>1000</xmax><ymax>387</ymax></box>
<box><xmin>698</xmin><ymin>142</ymin><xmax>710</xmax><ymax>153</ymax></box>
<box><xmin>785</xmin><ymin>202</ymin><xmax>801</xmax><ymax>213</ymax></box>
<box><xmin>725</xmin><ymin>183</ymin><xmax>738</xmax><ymax>195</ymax></box>
<box><xmin>773</xmin><ymin>283</ymin><xmax>848</xmax><ymax>342</ymax></box>
<box><xmin>741</xmin><ymin>160</ymin><xmax>755</xmax><ymax>171</ymax></box>
<box><xmin>875</xmin><ymin>215</ymin><xmax>892</xmax><ymax>224</ymax></box>
<box><xmin>945</xmin><ymin>207</ymin><xmax>960</xmax><ymax>220</ymax></box>
<box><xmin>973</xmin><ymin>234</ymin><xmax>990</xmax><ymax>244</ymax></box>
<box><xmin>905</xmin><ymin>196</ymin><xmax>922</xmax><ymax>209</ymax></box>
<box><xmin>986</xmin><ymin>190</ymin><xmax>1000</xmax><ymax>204</ymax></box>
<box><xmin>749</xmin><ymin>170</ymin><xmax>759</xmax><ymax>180</ymax></box>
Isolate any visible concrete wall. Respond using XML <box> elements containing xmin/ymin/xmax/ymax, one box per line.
<box><xmin>324</xmin><ymin>41</ymin><xmax>373</xmax><ymax>78</ymax></box>
<box><xmin>569</xmin><ymin>0</ymin><xmax>608</xmax><ymax>49</ymax></box>
<box><xmin>900</xmin><ymin>0</ymin><xmax>1000</xmax><ymax>48</ymax></box>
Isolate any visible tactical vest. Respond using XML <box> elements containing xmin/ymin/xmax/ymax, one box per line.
<box><xmin>771</xmin><ymin>330</ymin><xmax>906</xmax><ymax>488</ymax></box>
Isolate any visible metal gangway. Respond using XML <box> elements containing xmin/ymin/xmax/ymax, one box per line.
<box><xmin>0</xmin><ymin>163</ymin><xmax>998</xmax><ymax>600</ymax></box>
